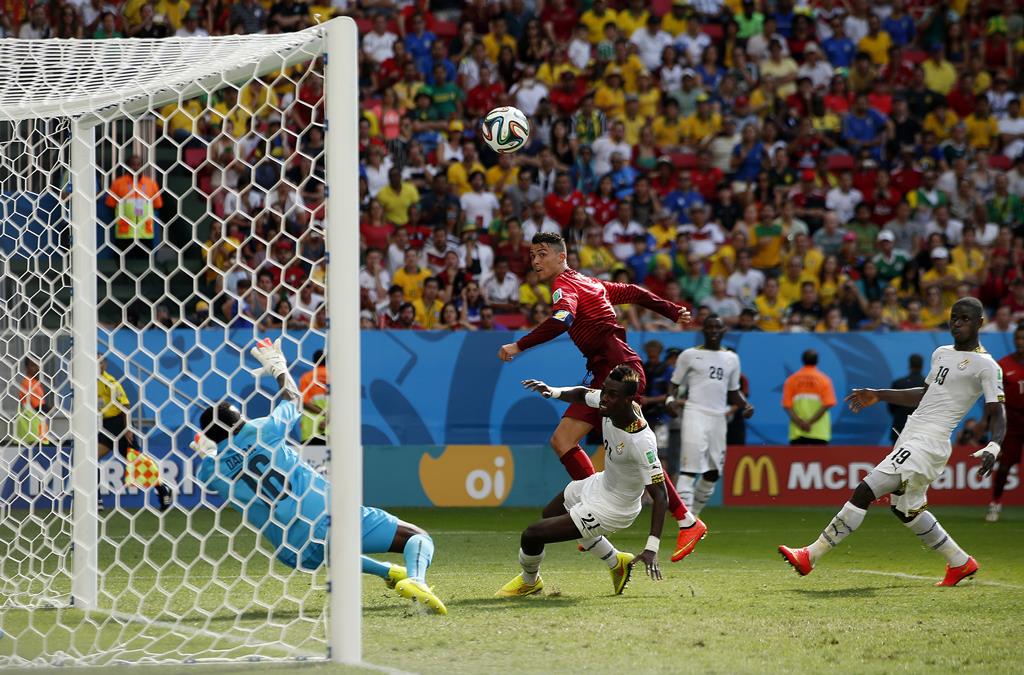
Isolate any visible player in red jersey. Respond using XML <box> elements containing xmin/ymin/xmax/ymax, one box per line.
<box><xmin>498</xmin><ymin>232</ymin><xmax>707</xmax><ymax>562</ymax></box>
<box><xmin>989</xmin><ymin>324</ymin><xmax>1024</xmax><ymax>522</ymax></box>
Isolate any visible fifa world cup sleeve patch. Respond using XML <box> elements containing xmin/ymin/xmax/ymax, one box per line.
<box><xmin>553</xmin><ymin>309</ymin><xmax>573</xmax><ymax>325</ymax></box>
<box><xmin>552</xmin><ymin>289</ymin><xmax>563</xmax><ymax>304</ymax></box>
<box><xmin>646</xmin><ymin>450</ymin><xmax>656</xmax><ymax>465</ymax></box>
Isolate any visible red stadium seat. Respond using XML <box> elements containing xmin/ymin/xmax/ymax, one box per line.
<box><xmin>826</xmin><ymin>154</ymin><xmax>855</xmax><ymax>172</ymax></box>
<box><xmin>989</xmin><ymin>154</ymin><xmax>1012</xmax><ymax>171</ymax></box>
<box><xmin>701</xmin><ymin>24</ymin><xmax>724</xmax><ymax>40</ymax></box>
<box><xmin>903</xmin><ymin>49</ymin><xmax>927</xmax><ymax>64</ymax></box>
<box><xmin>434</xmin><ymin>20</ymin><xmax>458</xmax><ymax>39</ymax></box>
<box><xmin>672</xmin><ymin>152</ymin><xmax>697</xmax><ymax>170</ymax></box>
<box><xmin>184</xmin><ymin>147</ymin><xmax>207</xmax><ymax>169</ymax></box>
<box><xmin>494</xmin><ymin>313</ymin><xmax>528</xmax><ymax>330</ymax></box>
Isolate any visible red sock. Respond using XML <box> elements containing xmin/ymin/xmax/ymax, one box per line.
<box><xmin>560</xmin><ymin>445</ymin><xmax>596</xmax><ymax>480</ymax></box>
<box><xmin>664</xmin><ymin>469</ymin><xmax>689</xmax><ymax>520</ymax></box>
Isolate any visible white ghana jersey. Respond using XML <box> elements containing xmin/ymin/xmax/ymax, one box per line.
<box><xmin>670</xmin><ymin>347</ymin><xmax>742</xmax><ymax>416</ymax></box>
<box><xmin>902</xmin><ymin>345</ymin><xmax>1004</xmax><ymax>440</ymax></box>
<box><xmin>583</xmin><ymin>391</ymin><xmax>664</xmax><ymax>515</ymax></box>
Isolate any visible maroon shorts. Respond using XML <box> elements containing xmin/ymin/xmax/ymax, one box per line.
<box><xmin>563</xmin><ymin>361</ymin><xmax>647</xmax><ymax>429</ymax></box>
<box><xmin>1001</xmin><ymin>431</ymin><xmax>1024</xmax><ymax>466</ymax></box>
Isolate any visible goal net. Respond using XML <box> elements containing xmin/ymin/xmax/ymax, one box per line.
<box><xmin>0</xmin><ymin>19</ymin><xmax>361</xmax><ymax>667</ymax></box>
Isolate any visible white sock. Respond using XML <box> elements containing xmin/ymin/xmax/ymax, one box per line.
<box><xmin>678</xmin><ymin>510</ymin><xmax>697</xmax><ymax>528</ymax></box>
<box><xmin>906</xmin><ymin>512</ymin><xmax>970</xmax><ymax>567</ymax></box>
<box><xmin>676</xmin><ymin>473</ymin><xmax>696</xmax><ymax>510</ymax></box>
<box><xmin>580</xmin><ymin>536</ymin><xmax>619</xmax><ymax>568</ymax></box>
<box><xmin>692</xmin><ymin>478</ymin><xmax>716</xmax><ymax>516</ymax></box>
<box><xmin>518</xmin><ymin>548</ymin><xmax>544</xmax><ymax>584</ymax></box>
<box><xmin>807</xmin><ymin>502</ymin><xmax>867</xmax><ymax>562</ymax></box>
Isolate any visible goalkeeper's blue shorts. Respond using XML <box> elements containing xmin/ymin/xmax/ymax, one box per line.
<box><xmin>296</xmin><ymin>507</ymin><xmax>399</xmax><ymax>569</ymax></box>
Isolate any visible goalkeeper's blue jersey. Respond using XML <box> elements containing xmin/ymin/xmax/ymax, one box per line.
<box><xmin>196</xmin><ymin>400</ymin><xmax>329</xmax><ymax>570</ymax></box>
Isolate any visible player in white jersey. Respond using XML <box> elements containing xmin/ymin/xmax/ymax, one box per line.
<box><xmin>668</xmin><ymin>315</ymin><xmax>754</xmax><ymax>516</ymax></box>
<box><xmin>496</xmin><ymin>365</ymin><xmax>668</xmax><ymax>597</ymax></box>
<box><xmin>780</xmin><ymin>298</ymin><xmax>1006</xmax><ymax>587</ymax></box>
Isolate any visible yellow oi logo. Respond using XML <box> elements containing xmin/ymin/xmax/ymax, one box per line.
<box><xmin>419</xmin><ymin>445</ymin><xmax>514</xmax><ymax>506</ymax></box>
<box><xmin>732</xmin><ymin>455</ymin><xmax>779</xmax><ymax>497</ymax></box>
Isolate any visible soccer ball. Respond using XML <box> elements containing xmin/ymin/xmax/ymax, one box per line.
<box><xmin>480</xmin><ymin>106</ymin><xmax>531</xmax><ymax>154</ymax></box>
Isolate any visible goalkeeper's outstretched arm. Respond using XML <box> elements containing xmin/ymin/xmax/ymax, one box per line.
<box><xmin>251</xmin><ymin>337</ymin><xmax>300</xmax><ymax>402</ymax></box>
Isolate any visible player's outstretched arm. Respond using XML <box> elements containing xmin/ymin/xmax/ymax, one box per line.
<box><xmin>521</xmin><ymin>379</ymin><xmax>595</xmax><ymax>404</ymax></box>
<box><xmin>633</xmin><ymin>480</ymin><xmax>667</xmax><ymax>581</ymax></box>
<box><xmin>974</xmin><ymin>401</ymin><xmax>1006</xmax><ymax>478</ymax></box>
<box><xmin>500</xmin><ymin>315</ymin><xmax>571</xmax><ymax>361</ymax></box>
<box><xmin>600</xmin><ymin>280</ymin><xmax>691</xmax><ymax>326</ymax></box>
<box><xmin>845</xmin><ymin>386</ymin><xmax>927</xmax><ymax>412</ymax></box>
<box><xmin>251</xmin><ymin>338</ymin><xmax>300</xmax><ymax>402</ymax></box>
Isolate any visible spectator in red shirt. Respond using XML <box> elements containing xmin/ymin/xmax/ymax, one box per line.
<box><xmin>587</xmin><ymin>175</ymin><xmax>620</xmax><ymax>226</ymax></box>
<box><xmin>549</xmin><ymin>71</ymin><xmax>586</xmax><ymax>116</ymax></box>
<box><xmin>544</xmin><ymin>172</ymin><xmax>585</xmax><ymax>228</ymax></box>
<box><xmin>466</xmin><ymin>65</ymin><xmax>505</xmax><ymax>118</ymax></box>
<box><xmin>496</xmin><ymin>218</ymin><xmax>532</xmax><ymax>278</ymax></box>
<box><xmin>691</xmin><ymin>150</ymin><xmax>724</xmax><ymax>202</ymax></box>
<box><xmin>540</xmin><ymin>0</ymin><xmax>577</xmax><ymax>41</ymax></box>
<box><xmin>650</xmin><ymin>157</ymin><xmax>679</xmax><ymax>198</ymax></box>
<box><xmin>946</xmin><ymin>74</ymin><xmax>976</xmax><ymax>119</ymax></box>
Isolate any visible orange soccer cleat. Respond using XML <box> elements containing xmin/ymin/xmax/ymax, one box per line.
<box><xmin>935</xmin><ymin>557</ymin><xmax>978</xmax><ymax>587</ymax></box>
<box><xmin>671</xmin><ymin>518</ymin><xmax>707</xmax><ymax>562</ymax></box>
<box><xmin>778</xmin><ymin>545</ymin><xmax>814</xmax><ymax>576</ymax></box>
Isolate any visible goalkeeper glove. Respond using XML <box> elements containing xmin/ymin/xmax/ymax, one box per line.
<box><xmin>972</xmin><ymin>441</ymin><xmax>1001</xmax><ymax>478</ymax></box>
<box><xmin>250</xmin><ymin>337</ymin><xmax>289</xmax><ymax>380</ymax></box>
<box><xmin>190</xmin><ymin>433</ymin><xmax>218</xmax><ymax>459</ymax></box>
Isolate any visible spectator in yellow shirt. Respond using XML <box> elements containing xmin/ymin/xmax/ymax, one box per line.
<box><xmin>919</xmin><ymin>286</ymin><xmax>950</xmax><ymax>329</ymax></box>
<box><xmin>579</xmin><ymin>227</ymin><xmax>618</xmax><ymax>279</ymax></box>
<box><xmin>594</xmin><ymin>68</ymin><xmax>627</xmax><ymax>119</ymax></box>
<box><xmin>922</xmin><ymin>102</ymin><xmax>959</xmax><ymax>141</ymax></box>
<box><xmin>485</xmin><ymin>153</ymin><xmax>519</xmax><ymax>196</ymax></box>
<box><xmin>636</xmin><ymin>71</ymin><xmax>661</xmax><ymax>120</ymax></box>
<box><xmin>951</xmin><ymin>225</ymin><xmax>986</xmax><ymax>284</ymax></box>
<box><xmin>858</xmin><ymin>15</ymin><xmax>893</xmax><ymax>66</ymax></box>
<box><xmin>662</xmin><ymin>0</ymin><xmax>690</xmax><ymax>37</ymax></box>
<box><xmin>921</xmin><ymin>246</ymin><xmax>963</xmax><ymax>307</ymax></box>
<box><xmin>778</xmin><ymin>256</ymin><xmax>819</xmax><ymax>306</ymax></box>
<box><xmin>159</xmin><ymin>98</ymin><xmax>204</xmax><ymax>142</ymax></box>
<box><xmin>755</xmin><ymin>277</ymin><xmax>786</xmax><ymax>331</ymax></box>
<box><xmin>447</xmin><ymin>141</ymin><xmax>486</xmax><ymax>196</ymax></box>
<box><xmin>683</xmin><ymin>94</ymin><xmax>722</xmax><ymax>148</ymax></box>
<box><xmin>519</xmin><ymin>269</ymin><xmax>552</xmax><ymax>308</ymax></box>
<box><xmin>156</xmin><ymin>0</ymin><xmax>190</xmax><ymax>30</ymax></box>
<box><xmin>376</xmin><ymin>168</ymin><xmax>420</xmax><ymax>226</ymax></box>
<box><xmin>749</xmin><ymin>205</ymin><xmax>786</xmax><ymax>272</ymax></box>
<box><xmin>581</xmin><ymin>0</ymin><xmax>618</xmax><ymax>43</ymax></box>
<box><xmin>648</xmin><ymin>210</ymin><xmax>679</xmax><ymax>251</ymax></box>
<box><xmin>412</xmin><ymin>277</ymin><xmax>445</xmax><ymax>329</ymax></box>
<box><xmin>482</xmin><ymin>16</ymin><xmax>517</xmax><ymax>62</ymax></box>
<box><xmin>922</xmin><ymin>44</ymin><xmax>957</xmax><ymax>95</ymax></box>
<box><xmin>393</xmin><ymin>249</ymin><xmax>432</xmax><ymax>302</ymax></box>
<box><xmin>617</xmin><ymin>0</ymin><xmax>649</xmax><ymax>38</ymax></box>
<box><xmin>963</xmin><ymin>96</ymin><xmax>1000</xmax><ymax>149</ymax></box>
<box><xmin>652</xmin><ymin>98</ymin><xmax>686</xmax><ymax>150</ymax></box>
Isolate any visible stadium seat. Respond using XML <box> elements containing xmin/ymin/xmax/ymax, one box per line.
<box><xmin>903</xmin><ymin>49</ymin><xmax>928</xmax><ymax>64</ymax></box>
<box><xmin>183</xmin><ymin>147</ymin><xmax>207</xmax><ymax>169</ymax></box>
<box><xmin>672</xmin><ymin>152</ymin><xmax>697</xmax><ymax>170</ymax></box>
<box><xmin>701</xmin><ymin>24</ymin><xmax>724</xmax><ymax>40</ymax></box>
<box><xmin>494</xmin><ymin>313</ymin><xmax>528</xmax><ymax>330</ymax></box>
<box><xmin>826</xmin><ymin>154</ymin><xmax>856</xmax><ymax>172</ymax></box>
<box><xmin>434</xmin><ymin>21</ymin><xmax>458</xmax><ymax>38</ymax></box>
<box><xmin>989</xmin><ymin>154</ymin><xmax>1012</xmax><ymax>171</ymax></box>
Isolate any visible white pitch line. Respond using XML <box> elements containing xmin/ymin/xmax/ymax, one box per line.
<box><xmin>849</xmin><ymin>569</ymin><xmax>1024</xmax><ymax>590</ymax></box>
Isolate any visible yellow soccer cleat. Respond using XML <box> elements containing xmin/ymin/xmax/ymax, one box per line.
<box><xmin>395</xmin><ymin>578</ymin><xmax>447</xmax><ymax>615</ymax></box>
<box><xmin>495</xmin><ymin>573</ymin><xmax>544</xmax><ymax>597</ymax></box>
<box><xmin>385</xmin><ymin>564</ymin><xmax>408</xmax><ymax>589</ymax></box>
<box><xmin>610</xmin><ymin>552</ymin><xmax>635</xmax><ymax>595</ymax></box>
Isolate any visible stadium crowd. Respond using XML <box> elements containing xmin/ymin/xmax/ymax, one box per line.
<box><xmin>6</xmin><ymin>0</ymin><xmax>1024</xmax><ymax>334</ymax></box>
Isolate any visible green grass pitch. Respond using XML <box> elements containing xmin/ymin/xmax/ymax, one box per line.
<box><xmin>2</xmin><ymin>506</ymin><xmax>1022</xmax><ymax>673</ymax></box>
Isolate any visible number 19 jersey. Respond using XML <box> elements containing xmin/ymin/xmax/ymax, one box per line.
<box><xmin>197</xmin><ymin>400</ymin><xmax>329</xmax><ymax>570</ymax></box>
<box><xmin>670</xmin><ymin>347</ymin><xmax>741</xmax><ymax>416</ymax></box>
<box><xmin>902</xmin><ymin>345</ymin><xmax>1003</xmax><ymax>440</ymax></box>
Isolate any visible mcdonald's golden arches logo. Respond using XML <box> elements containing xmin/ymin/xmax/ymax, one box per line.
<box><xmin>732</xmin><ymin>455</ymin><xmax>779</xmax><ymax>497</ymax></box>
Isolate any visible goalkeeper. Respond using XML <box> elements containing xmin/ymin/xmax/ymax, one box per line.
<box><xmin>193</xmin><ymin>339</ymin><xmax>446</xmax><ymax>615</ymax></box>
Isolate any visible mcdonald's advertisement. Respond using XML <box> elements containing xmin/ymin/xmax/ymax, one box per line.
<box><xmin>725</xmin><ymin>446</ymin><xmax>1022</xmax><ymax>507</ymax></box>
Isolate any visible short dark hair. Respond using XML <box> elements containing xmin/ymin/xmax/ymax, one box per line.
<box><xmin>388</xmin><ymin>284</ymin><xmax>403</xmax><ymax>295</ymax></box>
<box><xmin>607</xmin><ymin>364</ymin><xmax>640</xmax><ymax>397</ymax></box>
<box><xmin>952</xmin><ymin>296</ymin><xmax>984</xmax><ymax>320</ymax></box>
<box><xmin>532</xmin><ymin>231</ymin><xmax>567</xmax><ymax>252</ymax></box>
<box><xmin>424</xmin><ymin>276</ymin><xmax>440</xmax><ymax>289</ymax></box>
<box><xmin>802</xmin><ymin>349</ymin><xmax>819</xmax><ymax>366</ymax></box>
<box><xmin>199</xmin><ymin>402</ymin><xmax>242</xmax><ymax>444</ymax></box>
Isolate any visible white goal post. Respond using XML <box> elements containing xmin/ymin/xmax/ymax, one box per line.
<box><xmin>0</xmin><ymin>18</ymin><xmax>361</xmax><ymax>666</ymax></box>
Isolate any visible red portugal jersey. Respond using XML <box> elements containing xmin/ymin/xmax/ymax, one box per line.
<box><xmin>998</xmin><ymin>353</ymin><xmax>1024</xmax><ymax>427</ymax></box>
<box><xmin>516</xmin><ymin>268</ymin><xmax>682</xmax><ymax>374</ymax></box>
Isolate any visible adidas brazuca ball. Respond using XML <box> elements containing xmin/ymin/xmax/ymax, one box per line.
<box><xmin>480</xmin><ymin>106</ymin><xmax>531</xmax><ymax>154</ymax></box>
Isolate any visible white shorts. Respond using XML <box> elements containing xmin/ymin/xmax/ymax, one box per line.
<box><xmin>869</xmin><ymin>432</ymin><xmax>951</xmax><ymax>517</ymax></box>
<box><xmin>680</xmin><ymin>408</ymin><xmax>728</xmax><ymax>475</ymax></box>
<box><xmin>562</xmin><ymin>475</ymin><xmax>640</xmax><ymax>539</ymax></box>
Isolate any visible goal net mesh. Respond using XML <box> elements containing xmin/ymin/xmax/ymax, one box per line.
<box><xmin>0</xmin><ymin>26</ymin><xmax>339</xmax><ymax>666</ymax></box>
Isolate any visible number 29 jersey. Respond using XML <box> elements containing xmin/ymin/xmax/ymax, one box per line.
<box><xmin>902</xmin><ymin>345</ymin><xmax>1003</xmax><ymax>440</ymax></box>
<box><xmin>670</xmin><ymin>347</ymin><xmax>741</xmax><ymax>416</ymax></box>
<box><xmin>197</xmin><ymin>400</ymin><xmax>329</xmax><ymax>569</ymax></box>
